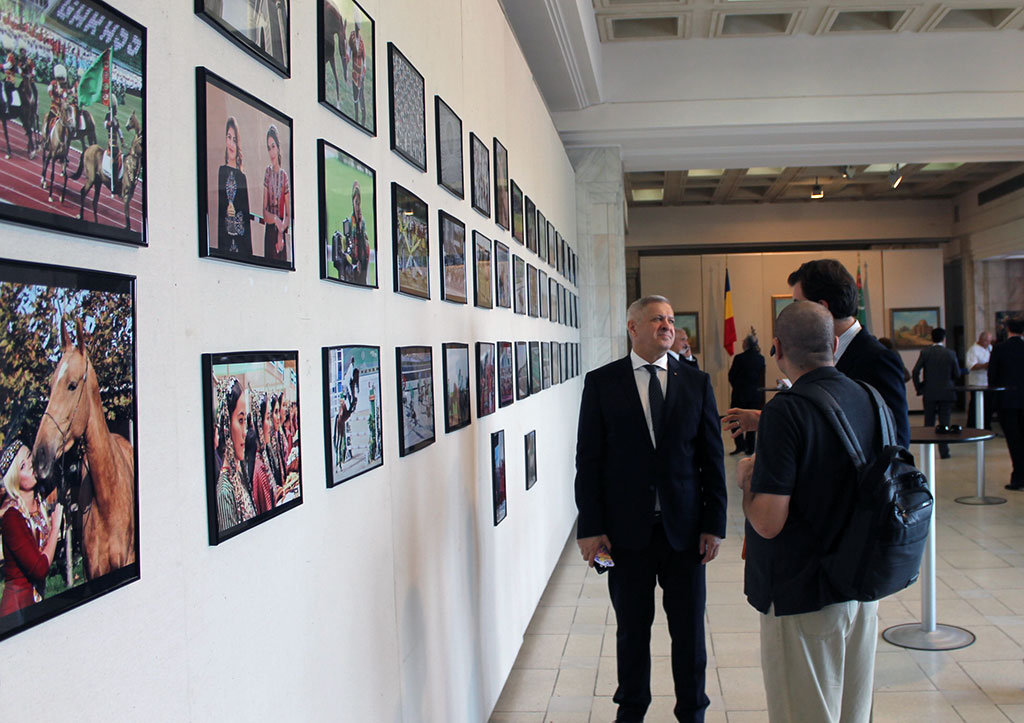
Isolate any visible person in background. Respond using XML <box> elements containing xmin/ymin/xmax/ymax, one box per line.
<box><xmin>668</xmin><ymin>326</ymin><xmax>698</xmax><ymax>368</ymax></box>
<box><xmin>966</xmin><ymin>330</ymin><xmax>994</xmax><ymax>429</ymax></box>
<box><xmin>990</xmin><ymin>318</ymin><xmax>1024</xmax><ymax>490</ymax></box>
<box><xmin>217</xmin><ymin>116</ymin><xmax>252</xmax><ymax>257</ymax></box>
<box><xmin>728</xmin><ymin>330</ymin><xmax>766</xmax><ymax>456</ymax></box>
<box><xmin>262</xmin><ymin>124</ymin><xmax>290</xmax><ymax>262</ymax></box>
<box><xmin>912</xmin><ymin>327</ymin><xmax>960</xmax><ymax>459</ymax></box>
<box><xmin>215</xmin><ymin>378</ymin><xmax>255</xmax><ymax>532</ymax></box>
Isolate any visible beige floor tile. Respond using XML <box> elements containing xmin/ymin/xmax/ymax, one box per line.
<box><xmin>547</xmin><ymin>695</ymin><xmax>593</xmax><ymax>713</ymax></box>
<box><xmin>489</xmin><ymin>713</ymin><xmax>545</xmax><ymax>722</ymax></box>
<box><xmin>873</xmin><ymin>650</ymin><xmax>934</xmax><ymax>691</ymax></box>
<box><xmin>950</xmin><ymin>625</ymin><xmax>1024</xmax><ymax>662</ymax></box>
<box><xmin>961</xmin><ymin>661</ymin><xmax>1024</xmax><ymax>704</ymax></box>
<box><xmin>601</xmin><ymin>626</ymin><xmax>617</xmax><ymax>657</ymax></box>
<box><xmin>527</xmin><ymin>605</ymin><xmax>576</xmax><ymax>635</ymax></box>
<box><xmin>706</xmin><ymin>604</ymin><xmax>760</xmax><ymax>633</ymax></box>
<box><xmin>943</xmin><ymin>549</ymin><xmax>1013</xmax><ymax>569</ymax></box>
<box><xmin>589</xmin><ymin>697</ymin><xmax>618</xmax><ymax>721</ymax></box>
<box><xmin>710</xmin><ymin>632</ymin><xmax>760</xmax><ymax>668</ymax></box>
<box><xmin>725</xmin><ymin>712</ymin><xmax>769</xmax><ymax>723</ymax></box>
<box><xmin>561</xmin><ymin>656</ymin><xmax>601</xmax><ymax>670</ymax></box>
<box><xmin>574</xmin><ymin>605</ymin><xmax>609</xmax><ymax>625</ymax></box>
<box><xmin>706</xmin><ymin>562</ymin><xmax>745</xmax><ymax>583</ymax></box>
<box><xmin>968</xmin><ymin>568</ymin><xmax>1024</xmax><ymax>590</ymax></box>
<box><xmin>717</xmin><ymin>667</ymin><xmax>767</xmax><ymax>710</ymax></box>
<box><xmin>968</xmin><ymin>594</ymin><xmax>1017</xmax><ymax>617</ymax></box>
<box><xmin>872</xmin><ymin>691</ymin><xmax>963</xmax><ymax>722</ymax></box>
<box><xmin>645</xmin><ymin>696</ymin><xmax>680</xmax><ymax>722</ymax></box>
<box><xmin>549</xmin><ymin>564</ymin><xmax>590</xmax><ymax>585</ymax></box>
<box><xmin>494</xmin><ymin>669</ymin><xmax>558</xmax><ymax>712</ymax></box>
<box><xmin>650</xmin><ymin>624</ymin><xmax>671</xmax><ymax>656</ymax></box>
<box><xmin>555</xmin><ymin>667</ymin><xmax>598</xmax><ymax>697</ymax></box>
<box><xmin>595</xmin><ymin>655</ymin><xmax>617</xmax><ymax>696</ymax></box>
<box><xmin>565</xmin><ymin>633</ymin><xmax>604</xmax><ymax>658</ymax></box>
<box><xmin>994</xmin><ymin>590</ymin><xmax>1024</xmax><ymax>614</ymax></box>
<box><xmin>515</xmin><ymin>634</ymin><xmax>568</xmax><ymax>669</ymax></box>
<box><xmin>543</xmin><ymin>583</ymin><xmax>585</xmax><ymax>605</ymax></box>
<box><xmin>650</xmin><ymin>656</ymin><xmax>674</xmax><ymax>696</ymax></box>
<box><xmin>999</xmin><ymin>704</ymin><xmax>1024</xmax><ymax>722</ymax></box>
<box><xmin>545</xmin><ymin>712</ymin><xmax>590</xmax><ymax>723</ymax></box>
<box><xmin>707</xmin><ymin>581</ymin><xmax>744</xmax><ymax>603</ymax></box>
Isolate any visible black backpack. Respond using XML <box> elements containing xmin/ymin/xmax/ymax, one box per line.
<box><xmin>785</xmin><ymin>380</ymin><xmax>933</xmax><ymax>602</ymax></box>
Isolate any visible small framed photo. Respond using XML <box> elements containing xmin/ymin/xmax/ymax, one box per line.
<box><xmin>318</xmin><ymin>0</ymin><xmax>375</xmax><ymax>134</ymax></box>
<box><xmin>529</xmin><ymin>341</ymin><xmax>542</xmax><ymax>394</ymax></box>
<box><xmin>388</xmin><ymin>43</ymin><xmax>426</xmax><ymax>171</ymax></box>
<box><xmin>0</xmin><ymin>259</ymin><xmax>139</xmax><ymax>641</ymax></box>
<box><xmin>527</xmin><ymin>264</ymin><xmax>539</xmax><ymax>317</ymax></box>
<box><xmin>675</xmin><ymin>311</ymin><xmax>700</xmax><ymax>353</ymax></box>
<box><xmin>197</xmin><ymin>0</ymin><xmax>290</xmax><ymax>77</ymax></box>
<box><xmin>491</xmin><ymin>430</ymin><xmax>507</xmax><ymax>526</ymax></box>
<box><xmin>319</xmin><ymin>139</ymin><xmax>377</xmax><ymax>287</ymax></box>
<box><xmin>476</xmin><ymin>342</ymin><xmax>496</xmax><ymax>418</ymax></box>
<box><xmin>547</xmin><ymin>221</ymin><xmax>556</xmax><ymax>267</ymax></box>
<box><xmin>203</xmin><ymin>350</ymin><xmax>302</xmax><ymax>545</ymax></box>
<box><xmin>435</xmin><ymin>96</ymin><xmax>464</xmax><ymax>198</ymax></box>
<box><xmin>525</xmin><ymin>430</ymin><xmax>537</xmax><ymax>490</ymax></box>
<box><xmin>549</xmin><ymin>277</ymin><xmax>558</xmax><ymax>323</ymax></box>
<box><xmin>495</xmin><ymin>241</ymin><xmax>511</xmax><ymax>309</ymax></box>
<box><xmin>0</xmin><ymin>0</ymin><xmax>147</xmax><ymax>246</ymax></box>
<box><xmin>770</xmin><ymin>295</ymin><xmax>794</xmax><ymax>338</ymax></box>
<box><xmin>525</xmin><ymin>196</ymin><xmax>538</xmax><ymax>253</ymax></box>
<box><xmin>511</xmin><ymin>180</ymin><xmax>525</xmax><ymax>244</ymax></box>
<box><xmin>551</xmin><ymin>341</ymin><xmax>561</xmax><ymax>385</ymax></box>
<box><xmin>322</xmin><ymin>345</ymin><xmax>383</xmax><ymax>486</ymax></box>
<box><xmin>515</xmin><ymin>341</ymin><xmax>530</xmax><ymax>400</ymax></box>
<box><xmin>513</xmin><ymin>255</ymin><xmax>527</xmax><ymax>315</ymax></box>
<box><xmin>473</xmin><ymin>231</ymin><xmax>493</xmax><ymax>309</ymax></box>
<box><xmin>392</xmin><ymin>183</ymin><xmax>430</xmax><ymax>299</ymax></box>
<box><xmin>396</xmin><ymin>346</ymin><xmax>435</xmax><ymax>456</ymax></box>
<box><xmin>891</xmin><ymin>307</ymin><xmax>941</xmax><ymax>349</ymax></box>
<box><xmin>498</xmin><ymin>341</ymin><xmax>514</xmax><ymax>408</ymax></box>
<box><xmin>493</xmin><ymin>139</ymin><xmax>509</xmax><ymax>230</ymax></box>
<box><xmin>470</xmin><ymin>132</ymin><xmax>490</xmax><ymax>217</ymax></box>
<box><xmin>541</xmin><ymin>341</ymin><xmax>552</xmax><ymax>389</ymax></box>
<box><xmin>537</xmin><ymin>210</ymin><xmax>548</xmax><ymax>261</ymax></box>
<box><xmin>441</xmin><ymin>343</ymin><xmax>471</xmax><ymax>433</ymax></box>
<box><xmin>197</xmin><ymin>67</ymin><xmax>294</xmax><ymax>270</ymax></box>
<box><xmin>538</xmin><ymin>269</ymin><xmax>548</xmax><ymax>319</ymax></box>
<box><xmin>439</xmin><ymin>211</ymin><xmax>467</xmax><ymax>304</ymax></box>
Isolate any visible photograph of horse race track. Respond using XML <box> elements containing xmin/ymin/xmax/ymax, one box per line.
<box><xmin>0</xmin><ymin>0</ymin><xmax>146</xmax><ymax>245</ymax></box>
<box><xmin>323</xmin><ymin>345</ymin><xmax>383</xmax><ymax>487</ymax></box>
<box><xmin>0</xmin><ymin>259</ymin><xmax>140</xmax><ymax>642</ymax></box>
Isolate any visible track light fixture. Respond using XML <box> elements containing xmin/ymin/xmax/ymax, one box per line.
<box><xmin>811</xmin><ymin>177</ymin><xmax>824</xmax><ymax>199</ymax></box>
<box><xmin>840</xmin><ymin>165</ymin><xmax>854</xmax><ymax>179</ymax></box>
<box><xmin>889</xmin><ymin>164</ymin><xmax>903</xmax><ymax>189</ymax></box>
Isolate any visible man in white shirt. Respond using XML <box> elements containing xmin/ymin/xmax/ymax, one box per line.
<box><xmin>966</xmin><ymin>331</ymin><xmax>993</xmax><ymax>429</ymax></box>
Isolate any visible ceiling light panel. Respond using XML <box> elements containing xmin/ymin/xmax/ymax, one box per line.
<box><xmin>632</xmin><ymin>188</ymin><xmax>666</xmax><ymax>202</ymax></box>
<box><xmin>817</xmin><ymin>8</ymin><xmax>914</xmax><ymax>34</ymax></box>
<box><xmin>712</xmin><ymin>9</ymin><xmax>804</xmax><ymax>37</ymax></box>
<box><xmin>922</xmin><ymin>6</ymin><xmax>1023</xmax><ymax>31</ymax></box>
<box><xmin>601</xmin><ymin>13</ymin><xmax>689</xmax><ymax>40</ymax></box>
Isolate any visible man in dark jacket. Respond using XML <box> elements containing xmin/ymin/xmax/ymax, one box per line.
<box><xmin>990</xmin><ymin>317</ymin><xmax>1024</xmax><ymax>489</ymax></box>
<box><xmin>912</xmin><ymin>327</ymin><xmax>960</xmax><ymax>458</ymax></box>
<box><xmin>728</xmin><ymin>331</ymin><xmax>765</xmax><ymax>455</ymax></box>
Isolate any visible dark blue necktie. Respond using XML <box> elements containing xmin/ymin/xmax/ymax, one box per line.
<box><xmin>645</xmin><ymin>364</ymin><xmax>663</xmax><ymax>438</ymax></box>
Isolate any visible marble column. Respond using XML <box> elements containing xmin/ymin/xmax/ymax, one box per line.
<box><xmin>568</xmin><ymin>147</ymin><xmax>627</xmax><ymax>373</ymax></box>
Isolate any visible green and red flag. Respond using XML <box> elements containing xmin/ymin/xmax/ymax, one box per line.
<box><xmin>78</xmin><ymin>48</ymin><xmax>111</xmax><ymax>108</ymax></box>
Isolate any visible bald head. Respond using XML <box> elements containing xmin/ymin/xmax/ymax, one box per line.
<box><xmin>775</xmin><ymin>301</ymin><xmax>835</xmax><ymax>372</ymax></box>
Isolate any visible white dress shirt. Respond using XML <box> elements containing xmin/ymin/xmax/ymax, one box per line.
<box><xmin>630</xmin><ymin>350</ymin><xmax>668</xmax><ymax>448</ymax></box>
<box><xmin>835</xmin><ymin>319</ymin><xmax>862</xmax><ymax>364</ymax></box>
<box><xmin>966</xmin><ymin>343</ymin><xmax>991</xmax><ymax>386</ymax></box>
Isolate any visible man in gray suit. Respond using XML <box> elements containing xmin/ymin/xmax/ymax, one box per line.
<box><xmin>912</xmin><ymin>327</ymin><xmax>960</xmax><ymax>458</ymax></box>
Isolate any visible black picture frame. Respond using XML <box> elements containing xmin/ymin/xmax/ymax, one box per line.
<box><xmin>493</xmin><ymin>138</ymin><xmax>509</xmax><ymax>230</ymax></box>
<box><xmin>511</xmin><ymin>180</ymin><xmax>525</xmax><ymax>244</ymax></box>
<box><xmin>470</xmin><ymin>132</ymin><xmax>490</xmax><ymax>218</ymax></box>
<box><xmin>529</xmin><ymin>341</ymin><xmax>542</xmax><ymax>394</ymax></box>
<box><xmin>541</xmin><ymin>341</ymin><xmax>551</xmax><ymax>389</ymax></box>
<box><xmin>318</xmin><ymin>0</ymin><xmax>375</xmax><ymax>135</ymax></box>
<box><xmin>525</xmin><ymin>195</ymin><xmax>538</xmax><ymax>253</ymax></box>
<box><xmin>551</xmin><ymin>341</ymin><xmax>561</xmax><ymax>385</ymax></box>
<box><xmin>387</xmin><ymin>42</ymin><xmax>426</xmax><ymax>172</ymax></box>
<box><xmin>537</xmin><ymin>209</ymin><xmax>548</xmax><ymax>262</ymax></box>
<box><xmin>196</xmin><ymin>0</ymin><xmax>290</xmax><ymax>77</ymax></box>
<box><xmin>441</xmin><ymin>342</ymin><xmax>471</xmax><ymax>433</ymax></box>
<box><xmin>491</xmin><ymin>430</ymin><xmax>507</xmax><ymax>526</ymax></box>
<box><xmin>203</xmin><ymin>349</ymin><xmax>303</xmax><ymax>545</ymax></box>
<box><xmin>538</xmin><ymin>269</ymin><xmax>548</xmax><ymax>320</ymax></box>
<box><xmin>439</xmin><ymin>210</ymin><xmax>467</xmax><ymax>304</ymax></box>
<box><xmin>396</xmin><ymin>345</ymin><xmax>435</xmax><ymax>456</ymax></box>
<box><xmin>495</xmin><ymin>240</ymin><xmax>511</xmax><ymax>309</ymax></box>
<box><xmin>476</xmin><ymin>341</ymin><xmax>496</xmax><ymax>418</ymax></box>
<box><xmin>513</xmin><ymin>255</ymin><xmax>527</xmax><ymax>315</ymax></box>
<box><xmin>547</xmin><ymin>220</ymin><xmax>556</xmax><ymax>267</ymax></box>
<box><xmin>549</xmin><ymin>277</ymin><xmax>558</xmax><ymax>323</ymax></box>
<box><xmin>392</xmin><ymin>183</ymin><xmax>430</xmax><ymax>299</ymax></box>
<box><xmin>515</xmin><ymin>341</ymin><xmax>530</xmax><ymax>400</ymax></box>
<box><xmin>0</xmin><ymin>258</ymin><xmax>140</xmax><ymax>642</ymax></box>
<box><xmin>322</xmin><ymin>344</ymin><xmax>383</xmax><ymax>487</ymax></box>
<box><xmin>0</xmin><ymin>0</ymin><xmax>147</xmax><ymax>246</ymax></box>
<box><xmin>498</xmin><ymin>341</ymin><xmax>514</xmax><ymax>408</ymax></box>
<box><xmin>318</xmin><ymin>139</ymin><xmax>377</xmax><ymax>287</ymax></box>
<box><xmin>525</xmin><ymin>430</ymin><xmax>537</xmax><ymax>490</ymax></box>
<box><xmin>527</xmin><ymin>263</ymin><xmax>539</xmax><ymax>318</ymax></box>
<box><xmin>197</xmin><ymin>67</ymin><xmax>294</xmax><ymax>270</ymax></box>
<box><xmin>434</xmin><ymin>96</ymin><xmax>464</xmax><ymax>198</ymax></box>
<box><xmin>473</xmin><ymin>231</ymin><xmax>493</xmax><ymax>309</ymax></box>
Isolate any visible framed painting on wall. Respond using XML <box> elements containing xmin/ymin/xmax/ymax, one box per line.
<box><xmin>674</xmin><ymin>311</ymin><xmax>700</xmax><ymax>353</ymax></box>
<box><xmin>434</xmin><ymin>96</ymin><xmax>463</xmax><ymax>198</ymax></box>
<box><xmin>495</xmin><ymin>241</ymin><xmax>511</xmax><ymax>309</ymax></box>
<box><xmin>537</xmin><ymin>210</ymin><xmax>548</xmax><ymax>262</ymax></box>
<box><xmin>551</xmin><ymin>341</ymin><xmax>561</xmax><ymax>385</ymax></box>
<box><xmin>891</xmin><ymin>307</ymin><xmax>941</xmax><ymax>349</ymax></box>
<box><xmin>0</xmin><ymin>259</ymin><xmax>140</xmax><ymax>641</ymax></box>
<box><xmin>511</xmin><ymin>180</ymin><xmax>525</xmax><ymax>244</ymax></box>
<box><xmin>498</xmin><ymin>341</ymin><xmax>514</xmax><ymax>407</ymax></box>
<box><xmin>491</xmin><ymin>430</ymin><xmax>507</xmax><ymax>526</ymax></box>
<box><xmin>319</xmin><ymin>139</ymin><xmax>376</xmax><ymax>287</ymax></box>
<box><xmin>439</xmin><ymin>211</ymin><xmax>467</xmax><ymax>304</ymax></box>
<box><xmin>318</xmin><ymin>0</ymin><xmax>374</xmax><ymax>134</ymax></box>
<box><xmin>441</xmin><ymin>342</ymin><xmax>471</xmax><ymax>433</ymax></box>
<box><xmin>995</xmin><ymin>310</ymin><xmax>1024</xmax><ymax>342</ymax></box>
<box><xmin>197</xmin><ymin>67</ymin><xmax>294</xmax><ymax>270</ymax></box>
<box><xmin>515</xmin><ymin>341</ymin><xmax>530</xmax><ymax>400</ymax></box>
<box><xmin>525</xmin><ymin>196</ymin><xmax>537</xmax><ymax>253</ymax></box>
<box><xmin>529</xmin><ymin>341</ymin><xmax>542</xmax><ymax>394</ymax></box>
<box><xmin>396</xmin><ymin>345</ymin><xmax>435</xmax><ymax>456</ymax></box>
<box><xmin>322</xmin><ymin>344</ymin><xmax>383</xmax><ymax>487</ymax></box>
<box><xmin>203</xmin><ymin>350</ymin><xmax>302</xmax><ymax>545</ymax></box>
<box><xmin>513</xmin><ymin>255</ymin><xmax>527</xmax><ymax>315</ymax></box>
<box><xmin>547</xmin><ymin>221</ymin><xmax>556</xmax><ymax>268</ymax></box>
<box><xmin>473</xmin><ymin>231</ymin><xmax>493</xmax><ymax>309</ymax></box>
<box><xmin>538</xmin><ymin>269</ymin><xmax>548</xmax><ymax>320</ymax></box>
<box><xmin>525</xmin><ymin>430</ymin><xmax>537</xmax><ymax>490</ymax></box>
<box><xmin>770</xmin><ymin>295</ymin><xmax>794</xmax><ymax>337</ymax></box>
<box><xmin>493</xmin><ymin>138</ymin><xmax>509</xmax><ymax>230</ymax></box>
<box><xmin>470</xmin><ymin>132</ymin><xmax>490</xmax><ymax>218</ymax></box>
<box><xmin>477</xmin><ymin>342</ymin><xmax>496</xmax><ymax>418</ymax></box>
<box><xmin>0</xmin><ymin>0</ymin><xmax>147</xmax><ymax>246</ymax></box>
<box><xmin>527</xmin><ymin>263</ymin><xmax>539</xmax><ymax>317</ymax></box>
<box><xmin>387</xmin><ymin>42</ymin><xmax>426</xmax><ymax>171</ymax></box>
<box><xmin>541</xmin><ymin>341</ymin><xmax>552</xmax><ymax>389</ymax></box>
<box><xmin>392</xmin><ymin>183</ymin><xmax>429</xmax><ymax>299</ymax></box>
<box><xmin>197</xmin><ymin>0</ymin><xmax>290</xmax><ymax>76</ymax></box>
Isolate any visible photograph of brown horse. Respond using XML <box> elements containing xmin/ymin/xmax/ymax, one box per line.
<box><xmin>72</xmin><ymin>110</ymin><xmax>144</xmax><ymax>231</ymax></box>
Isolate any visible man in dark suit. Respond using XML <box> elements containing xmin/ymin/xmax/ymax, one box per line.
<box><xmin>669</xmin><ymin>326</ymin><xmax>699</xmax><ymax>368</ymax></box>
<box><xmin>728</xmin><ymin>331</ymin><xmax>766</xmax><ymax>455</ymax></box>
<box><xmin>990</xmin><ymin>317</ymin><xmax>1024</xmax><ymax>489</ymax></box>
<box><xmin>912</xmin><ymin>327</ymin><xmax>960</xmax><ymax>458</ymax></box>
<box><xmin>576</xmin><ymin>295</ymin><xmax>727</xmax><ymax>723</ymax></box>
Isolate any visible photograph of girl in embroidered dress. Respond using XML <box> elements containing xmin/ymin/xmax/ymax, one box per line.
<box><xmin>0</xmin><ymin>258</ymin><xmax>139</xmax><ymax>641</ymax></box>
<box><xmin>322</xmin><ymin>344</ymin><xmax>382</xmax><ymax>487</ymax></box>
<box><xmin>203</xmin><ymin>350</ymin><xmax>301</xmax><ymax>545</ymax></box>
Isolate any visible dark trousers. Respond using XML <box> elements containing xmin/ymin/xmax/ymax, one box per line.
<box><xmin>967</xmin><ymin>391</ymin><xmax>993</xmax><ymax>430</ymax></box>
<box><xmin>1000</xmin><ymin>406</ymin><xmax>1024</xmax><ymax>484</ymax></box>
<box><xmin>607</xmin><ymin>522</ymin><xmax>709</xmax><ymax>723</ymax></box>
<box><xmin>924</xmin><ymin>399</ymin><xmax>953</xmax><ymax>457</ymax></box>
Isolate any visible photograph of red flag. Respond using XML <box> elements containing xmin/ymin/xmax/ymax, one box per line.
<box><xmin>723</xmin><ymin>268</ymin><xmax>737</xmax><ymax>356</ymax></box>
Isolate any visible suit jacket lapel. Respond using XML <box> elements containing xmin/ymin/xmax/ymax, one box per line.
<box><xmin>617</xmin><ymin>356</ymin><xmax>656</xmax><ymax>451</ymax></box>
<box><xmin>657</xmin><ymin>356</ymin><xmax>683</xmax><ymax>447</ymax></box>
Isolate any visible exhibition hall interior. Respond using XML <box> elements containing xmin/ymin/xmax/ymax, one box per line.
<box><xmin>0</xmin><ymin>0</ymin><xmax>1022</xmax><ymax>721</ymax></box>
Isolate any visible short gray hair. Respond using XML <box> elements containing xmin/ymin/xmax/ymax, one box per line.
<box><xmin>776</xmin><ymin>301</ymin><xmax>834</xmax><ymax>369</ymax></box>
<box><xmin>627</xmin><ymin>295</ymin><xmax>671</xmax><ymax>323</ymax></box>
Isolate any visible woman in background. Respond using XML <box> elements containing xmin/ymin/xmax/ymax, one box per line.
<box><xmin>728</xmin><ymin>330</ymin><xmax>766</xmax><ymax>456</ymax></box>
<box><xmin>215</xmin><ymin>378</ymin><xmax>255</xmax><ymax>532</ymax></box>
<box><xmin>217</xmin><ymin>116</ymin><xmax>252</xmax><ymax>257</ymax></box>
<box><xmin>262</xmin><ymin>124</ymin><xmax>290</xmax><ymax>262</ymax></box>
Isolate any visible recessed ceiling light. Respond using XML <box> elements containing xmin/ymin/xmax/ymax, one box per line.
<box><xmin>688</xmin><ymin>169</ymin><xmax>725</xmax><ymax>178</ymax></box>
<box><xmin>632</xmin><ymin>188</ymin><xmax>664</xmax><ymax>202</ymax></box>
<box><xmin>747</xmin><ymin>167</ymin><xmax>785</xmax><ymax>176</ymax></box>
<box><xmin>921</xmin><ymin>162</ymin><xmax>964</xmax><ymax>172</ymax></box>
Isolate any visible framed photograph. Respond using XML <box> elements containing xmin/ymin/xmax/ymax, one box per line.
<box><xmin>538</xmin><ymin>269</ymin><xmax>548</xmax><ymax>320</ymax></box>
<box><xmin>0</xmin><ymin>0</ymin><xmax>147</xmax><ymax>245</ymax></box>
<box><xmin>529</xmin><ymin>341</ymin><xmax>542</xmax><ymax>394</ymax></box>
<box><xmin>197</xmin><ymin>68</ymin><xmax>293</xmax><ymax>270</ymax></box>
<box><xmin>525</xmin><ymin>196</ymin><xmax>538</xmax><ymax>253</ymax></box>
<box><xmin>203</xmin><ymin>350</ymin><xmax>302</xmax><ymax>545</ymax></box>
<box><xmin>557</xmin><ymin>232</ymin><xmax>565</xmax><ymax>276</ymax></box>
<box><xmin>493</xmin><ymin>138</ymin><xmax>509</xmax><ymax>230</ymax></box>
<box><xmin>515</xmin><ymin>341</ymin><xmax>530</xmax><ymax>400</ymax></box>
<box><xmin>473</xmin><ymin>231</ymin><xmax>493</xmax><ymax>309</ymax></box>
<box><xmin>434</xmin><ymin>96</ymin><xmax>463</xmax><ymax>198</ymax></box>
<box><xmin>439</xmin><ymin>211</ymin><xmax>467</xmax><ymax>304</ymax></box>
<box><xmin>996</xmin><ymin>310</ymin><xmax>1024</xmax><ymax>342</ymax></box>
<box><xmin>319</xmin><ymin>139</ymin><xmax>376</xmax><ymax>287</ymax></box>
<box><xmin>387</xmin><ymin>43</ymin><xmax>426</xmax><ymax>171</ymax></box>
<box><xmin>525</xmin><ymin>430</ymin><xmax>537</xmax><ymax>490</ymax></box>
<box><xmin>770</xmin><ymin>295</ymin><xmax>794</xmax><ymax>338</ymax></box>
<box><xmin>322</xmin><ymin>345</ymin><xmax>383</xmax><ymax>486</ymax></box>
<box><xmin>891</xmin><ymin>307</ymin><xmax>941</xmax><ymax>349</ymax></box>
<box><xmin>513</xmin><ymin>255</ymin><xmax>527</xmax><ymax>315</ymax></box>
<box><xmin>674</xmin><ymin>311</ymin><xmax>700</xmax><ymax>353</ymax></box>
<box><xmin>197</xmin><ymin>0</ymin><xmax>290</xmax><ymax>76</ymax></box>
<box><xmin>558</xmin><ymin>284</ymin><xmax>565</xmax><ymax>325</ymax></box>
<box><xmin>470</xmin><ymin>132</ymin><xmax>490</xmax><ymax>218</ymax></box>
<box><xmin>318</xmin><ymin>0</ymin><xmax>374</xmax><ymax>134</ymax></box>
<box><xmin>541</xmin><ymin>341</ymin><xmax>552</xmax><ymax>389</ymax></box>
<box><xmin>392</xmin><ymin>183</ymin><xmax>429</xmax><ymax>299</ymax></box>
<box><xmin>549</xmin><ymin>277</ymin><xmax>558</xmax><ymax>323</ymax></box>
<box><xmin>396</xmin><ymin>346</ymin><xmax>435</xmax><ymax>456</ymax></box>
<box><xmin>0</xmin><ymin>259</ymin><xmax>139</xmax><ymax>642</ymax></box>
<box><xmin>495</xmin><ymin>241</ymin><xmax>511</xmax><ymax>309</ymax></box>
<box><xmin>476</xmin><ymin>342</ymin><xmax>496</xmax><ymax>418</ymax></box>
<box><xmin>491</xmin><ymin>430</ymin><xmax>507</xmax><ymax>526</ymax></box>
<box><xmin>527</xmin><ymin>264</ymin><xmax>539</xmax><ymax>318</ymax></box>
<box><xmin>441</xmin><ymin>343</ymin><xmax>471</xmax><ymax>433</ymax></box>
<box><xmin>551</xmin><ymin>341</ymin><xmax>561</xmax><ymax>385</ymax></box>
<box><xmin>511</xmin><ymin>181</ymin><xmax>525</xmax><ymax>244</ymax></box>
<box><xmin>547</xmin><ymin>221</ymin><xmax>556</xmax><ymax>267</ymax></box>
<box><xmin>498</xmin><ymin>341</ymin><xmax>514</xmax><ymax>408</ymax></box>
<box><xmin>537</xmin><ymin>210</ymin><xmax>548</xmax><ymax>262</ymax></box>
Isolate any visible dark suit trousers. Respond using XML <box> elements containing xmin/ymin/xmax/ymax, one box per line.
<box><xmin>924</xmin><ymin>400</ymin><xmax>952</xmax><ymax>456</ymax></box>
<box><xmin>607</xmin><ymin>521</ymin><xmax>709</xmax><ymax>723</ymax></box>
<box><xmin>1000</xmin><ymin>407</ymin><xmax>1024</xmax><ymax>484</ymax></box>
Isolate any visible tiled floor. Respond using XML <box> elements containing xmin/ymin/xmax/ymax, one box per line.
<box><xmin>491</xmin><ymin>426</ymin><xmax>1024</xmax><ymax>722</ymax></box>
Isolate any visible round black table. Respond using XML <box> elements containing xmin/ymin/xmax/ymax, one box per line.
<box><xmin>952</xmin><ymin>385</ymin><xmax>1006</xmax><ymax>505</ymax></box>
<box><xmin>882</xmin><ymin>426</ymin><xmax>996</xmax><ymax>651</ymax></box>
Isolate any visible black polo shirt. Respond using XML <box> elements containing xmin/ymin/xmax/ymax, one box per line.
<box><xmin>744</xmin><ymin>366</ymin><xmax>878</xmax><ymax>616</ymax></box>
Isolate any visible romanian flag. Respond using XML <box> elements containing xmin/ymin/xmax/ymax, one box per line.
<box><xmin>723</xmin><ymin>268</ymin><xmax>737</xmax><ymax>356</ymax></box>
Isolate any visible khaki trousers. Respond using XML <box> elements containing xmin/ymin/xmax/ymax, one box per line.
<box><xmin>759</xmin><ymin>600</ymin><xmax>878</xmax><ymax>723</ymax></box>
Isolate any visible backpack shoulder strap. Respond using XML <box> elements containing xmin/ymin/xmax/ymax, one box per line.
<box><xmin>783</xmin><ymin>383</ymin><xmax>868</xmax><ymax>468</ymax></box>
<box><xmin>852</xmin><ymin>380</ymin><xmax>897</xmax><ymax>449</ymax></box>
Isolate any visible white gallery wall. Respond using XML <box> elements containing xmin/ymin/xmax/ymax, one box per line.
<box><xmin>0</xmin><ymin>1</ymin><xmax>581</xmax><ymax>721</ymax></box>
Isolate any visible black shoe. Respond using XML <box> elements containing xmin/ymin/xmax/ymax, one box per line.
<box><xmin>940</xmin><ymin>453</ymin><xmax>951</xmax><ymax>460</ymax></box>
<box><xmin>1005</xmin><ymin>483</ymin><xmax>1024</xmax><ymax>491</ymax></box>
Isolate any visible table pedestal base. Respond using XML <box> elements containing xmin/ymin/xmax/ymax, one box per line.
<box><xmin>955</xmin><ymin>494</ymin><xmax>1006</xmax><ymax>505</ymax></box>
<box><xmin>882</xmin><ymin>623</ymin><xmax>975</xmax><ymax>651</ymax></box>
